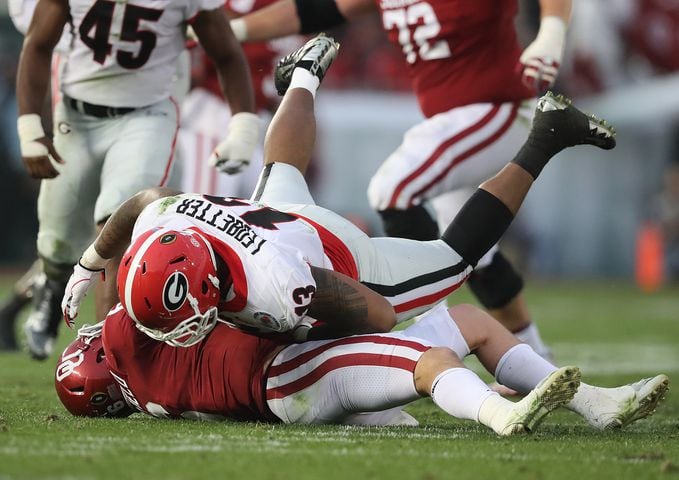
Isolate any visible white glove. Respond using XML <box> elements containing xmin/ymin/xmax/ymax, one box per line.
<box><xmin>209</xmin><ymin>112</ymin><xmax>261</xmax><ymax>175</ymax></box>
<box><xmin>519</xmin><ymin>16</ymin><xmax>567</xmax><ymax>93</ymax></box>
<box><xmin>62</xmin><ymin>245</ymin><xmax>107</xmax><ymax>328</ymax></box>
<box><xmin>62</xmin><ymin>263</ymin><xmax>104</xmax><ymax>328</ymax></box>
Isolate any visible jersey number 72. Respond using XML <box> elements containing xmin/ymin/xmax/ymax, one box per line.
<box><xmin>382</xmin><ymin>2</ymin><xmax>451</xmax><ymax>64</ymax></box>
<box><xmin>79</xmin><ymin>0</ymin><xmax>163</xmax><ymax>69</ymax></box>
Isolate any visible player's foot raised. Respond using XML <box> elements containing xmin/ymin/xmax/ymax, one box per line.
<box><xmin>533</xmin><ymin>91</ymin><xmax>616</xmax><ymax>151</ymax></box>
<box><xmin>495</xmin><ymin>366</ymin><xmax>581</xmax><ymax>436</ymax></box>
<box><xmin>275</xmin><ymin>33</ymin><xmax>340</xmax><ymax>96</ymax></box>
<box><xmin>585</xmin><ymin>374</ymin><xmax>670</xmax><ymax>430</ymax></box>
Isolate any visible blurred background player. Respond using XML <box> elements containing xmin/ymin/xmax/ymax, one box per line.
<box><xmin>13</xmin><ymin>0</ymin><xmax>258</xmax><ymax>360</ymax></box>
<box><xmin>0</xmin><ymin>0</ymin><xmax>193</xmax><ymax>354</ymax></box>
<box><xmin>224</xmin><ymin>0</ymin><xmax>571</xmax><ymax>360</ymax></box>
<box><xmin>177</xmin><ymin>0</ymin><xmax>303</xmax><ymax>197</ymax></box>
<box><xmin>0</xmin><ymin>0</ymin><xmax>70</xmax><ymax>352</ymax></box>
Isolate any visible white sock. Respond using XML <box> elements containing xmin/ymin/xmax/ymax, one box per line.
<box><xmin>430</xmin><ymin>367</ymin><xmax>496</xmax><ymax>421</ymax></box>
<box><xmin>514</xmin><ymin>323</ymin><xmax>552</xmax><ymax>360</ymax></box>
<box><xmin>495</xmin><ymin>344</ymin><xmax>557</xmax><ymax>394</ymax></box>
<box><xmin>289</xmin><ymin>68</ymin><xmax>320</xmax><ymax>98</ymax></box>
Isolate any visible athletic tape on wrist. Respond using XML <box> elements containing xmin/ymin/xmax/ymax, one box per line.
<box><xmin>535</xmin><ymin>16</ymin><xmax>566</xmax><ymax>52</ymax></box>
<box><xmin>17</xmin><ymin>114</ymin><xmax>45</xmax><ymax>141</ymax></box>
<box><xmin>80</xmin><ymin>244</ymin><xmax>107</xmax><ymax>271</ymax></box>
<box><xmin>229</xmin><ymin>112</ymin><xmax>261</xmax><ymax>143</ymax></box>
<box><xmin>230</xmin><ymin>18</ymin><xmax>247</xmax><ymax>42</ymax></box>
<box><xmin>17</xmin><ymin>114</ymin><xmax>49</xmax><ymax>157</ymax></box>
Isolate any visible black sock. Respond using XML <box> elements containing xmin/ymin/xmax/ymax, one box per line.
<box><xmin>511</xmin><ymin>129</ymin><xmax>562</xmax><ymax>180</ymax></box>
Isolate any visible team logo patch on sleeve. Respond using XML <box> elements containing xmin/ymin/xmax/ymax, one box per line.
<box><xmin>254</xmin><ymin>311</ymin><xmax>281</xmax><ymax>331</ymax></box>
<box><xmin>163</xmin><ymin>272</ymin><xmax>188</xmax><ymax>311</ymax></box>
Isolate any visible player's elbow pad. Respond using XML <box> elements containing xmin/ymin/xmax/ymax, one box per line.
<box><xmin>295</xmin><ymin>0</ymin><xmax>347</xmax><ymax>33</ymax></box>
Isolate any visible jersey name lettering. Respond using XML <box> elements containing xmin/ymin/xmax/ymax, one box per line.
<box><xmin>175</xmin><ymin>198</ymin><xmax>266</xmax><ymax>254</ymax></box>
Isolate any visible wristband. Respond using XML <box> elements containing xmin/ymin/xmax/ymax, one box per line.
<box><xmin>534</xmin><ymin>16</ymin><xmax>567</xmax><ymax>54</ymax></box>
<box><xmin>230</xmin><ymin>18</ymin><xmax>247</xmax><ymax>42</ymax></box>
<box><xmin>80</xmin><ymin>244</ymin><xmax>107</xmax><ymax>271</ymax></box>
<box><xmin>292</xmin><ymin>324</ymin><xmax>311</xmax><ymax>342</ymax></box>
<box><xmin>17</xmin><ymin>114</ymin><xmax>45</xmax><ymax>142</ymax></box>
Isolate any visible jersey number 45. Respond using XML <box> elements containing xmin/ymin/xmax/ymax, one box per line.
<box><xmin>79</xmin><ymin>0</ymin><xmax>162</xmax><ymax>69</ymax></box>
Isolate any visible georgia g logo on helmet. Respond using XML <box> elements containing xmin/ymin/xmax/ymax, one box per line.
<box><xmin>162</xmin><ymin>272</ymin><xmax>189</xmax><ymax>312</ymax></box>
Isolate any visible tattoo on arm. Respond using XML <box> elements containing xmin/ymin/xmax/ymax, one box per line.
<box><xmin>307</xmin><ymin>267</ymin><xmax>368</xmax><ymax>325</ymax></box>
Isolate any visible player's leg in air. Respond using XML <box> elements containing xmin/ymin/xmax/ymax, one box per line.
<box><xmin>250</xmin><ymin>33</ymin><xmax>339</xmax><ymax>206</ymax></box>
<box><xmin>266</xmin><ymin>303</ymin><xmax>669</xmax><ymax>434</ymax></box>
<box><xmin>253</xmin><ymin>34</ymin><xmax>618</xmax><ymax>332</ymax></box>
<box><xmin>369</xmin><ymin>113</ymin><xmax>550</xmax><ymax>360</ymax></box>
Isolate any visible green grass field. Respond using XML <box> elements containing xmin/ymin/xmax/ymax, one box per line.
<box><xmin>0</xmin><ymin>280</ymin><xmax>678</xmax><ymax>480</ymax></box>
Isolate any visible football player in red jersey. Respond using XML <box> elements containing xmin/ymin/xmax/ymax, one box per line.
<box><xmin>56</xmin><ymin>299</ymin><xmax>669</xmax><ymax>433</ymax></box>
<box><xmin>229</xmin><ymin>0</ymin><xmax>571</xmax><ymax>360</ymax></box>
<box><xmin>61</xmin><ymin>34</ymin><xmax>614</xmax><ymax>346</ymax></box>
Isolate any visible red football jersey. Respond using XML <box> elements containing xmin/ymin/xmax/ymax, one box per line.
<box><xmin>377</xmin><ymin>0</ymin><xmax>533</xmax><ymax>117</ymax></box>
<box><xmin>102</xmin><ymin>305</ymin><xmax>284</xmax><ymax>422</ymax></box>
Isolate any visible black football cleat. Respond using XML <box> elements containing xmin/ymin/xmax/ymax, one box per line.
<box><xmin>533</xmin><ymin>91</ymin><xmax>616</xmax><ymax>151</ymax></box>
<box><xmin>24</xmin><ymin>278</ymin><xmax>66</xmax><ymax>361</ymax></box>
<box><xmin>274</xmin><ymin>33</ymin><xmax>340</xmax><ymax>96</ymax></box>
<box><xmin>0</xmin><ymin>262</ymin><xmax>43</xmax><ymax>351</ymax></box>
<box><xmin>0</xmin><ymin>293</ymin><xmax>29</xmax><ymax>351</ymax></box>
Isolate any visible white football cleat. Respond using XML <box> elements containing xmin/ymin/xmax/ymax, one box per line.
<box><xmin>579</xmin><ymin>374</ymin><xmax>670</xmax><ymax>430</ymax></box>
<box><xmin>494</xmin><ymin>366</ymin><xmax>581</xmax><ymax>436</ymax></box>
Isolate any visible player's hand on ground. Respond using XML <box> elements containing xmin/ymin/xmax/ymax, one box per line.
<box><xmin>62</xmin><ymin>262</ymin><xmax>104</xmax><ymax>328</ymax></box>
<box><xmin>21</xmin><ymin>137</ymin><xmax>65</xmax><ymax>179</ymax></box>
<box><xmin>209</xmin><ymin>112</ymin><xmax>261</xmax><ymax>175</ymax></box>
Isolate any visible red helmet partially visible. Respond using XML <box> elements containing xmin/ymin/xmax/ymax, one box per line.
<box><xmin>55</xmin><ymin>333</ymin><xmax>133</xmax><ymax>418</ymax></box>
<box><xmin>117</xmin><ymin>228</ymin><xmax>221</xmax><ymax>347</ymax></box>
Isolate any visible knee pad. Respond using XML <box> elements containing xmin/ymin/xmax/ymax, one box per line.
<box><xmin>379</xmin><ymin>205</ymin><xmax>439</xmax><ymax>241</ymax></box>
<box><xmin>466</xmin><ymin>251</ymin><xmax>524</xmax><ymax>309</ymax></box>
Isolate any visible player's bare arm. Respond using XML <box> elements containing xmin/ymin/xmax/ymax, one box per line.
<box><xmin>61</xmin><ymin>187</ymin><xmax>180</xmax><ymax>325</ymax></box>
<box><xmin>193</xmin><ymin>7</ymin><xmax>255</xmax><ymax>115</ymax></box>
<box><xmin>232</xmin><ymin>0</ymin><xmax>373</xmax><ymax>43</ymax></box>
<box><xmin>15</xmin><ymin>0</ymin><xmax>68</xmax><ymax>179</ymax></box>
<box><xmin>193</xmin><ymin>7</ymin><xmax>261</xmax><ymax>174</ymax></box>
<box><xmin>304</xmin><ymin>266</ymin><xmax>396</xmax><ymax>340</ymax></box>
<box><xmin>539</xmin><ymin>0</ymin><xmax>572</xmax><ymax>20</ymax></box>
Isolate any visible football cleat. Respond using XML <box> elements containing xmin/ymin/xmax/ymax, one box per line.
<box><xmin>534</xmin><ymin>91</ymin><xmax>616</xmax><ymax>151</ymax></box>
<box><xmin>580</xmin><ymin>375</ymin><xmax>670</xmax><ymax>430</ymax></box>
<box><xmin>0</xmin><ymin>262</ymin><xmax>43</xmax><ymax>351</ymax></box>
<box><xmin>495</xmin><ymin>366</ymin><xmax>581</xmax><ymax>436</ymax></box>
<box><xmin>24</xmin><ymin>278</ymin><xmax>66</xmax><ymax>361</ymax></box>
<box><xmin>274</xmin><ymin>33</ymin><xmax>340</xmax><ymax>96</ymax></box>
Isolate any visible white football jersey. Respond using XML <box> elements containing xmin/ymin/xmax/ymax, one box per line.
<box><xmin>133</xmin><ymin>194</ymin><xmax>334</xmax><ymax>332</ymax></box>
<box><xmin>60</xmin><ymin>0</ymin><xmax>223</xmax><ymax>107</ymax></box>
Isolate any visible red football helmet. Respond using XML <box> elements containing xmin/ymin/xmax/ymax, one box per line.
<box><xmin>117</xmin><ymin>228</ymin><xmax>221</xmax><ymax>347</ymax></box>
<box><xmin>55</xmin><ymin>332</ymin><xmax>133</xmax><ymax>418</ymax></box>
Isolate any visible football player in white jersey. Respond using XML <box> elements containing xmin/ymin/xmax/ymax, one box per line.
<box><xmin>61</xmin><ymin>34</ymin><xmax>616</xmax><ymax>344</ymax></box>
<box><xmin>15</xmin><ymin>0</ymin><xmax>259</xmax><ymax>359</ymax></box>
